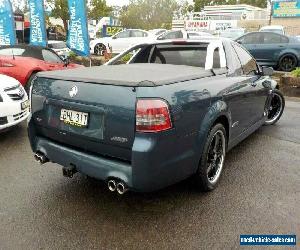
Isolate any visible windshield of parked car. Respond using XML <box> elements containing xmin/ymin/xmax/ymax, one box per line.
<box><xmin>42</xmin><ymin>49</ymin><xmax>64</xmax><ymax>63</ymax></box>
<box><xmin>48</xmin><ymin>42</ymin><xmax>67</xmax><ymax>49</ymax></box>
<box><xmin>0</xmin><ymin>47</ymin><xmax>44</xmax><ymax>60</ymax></box>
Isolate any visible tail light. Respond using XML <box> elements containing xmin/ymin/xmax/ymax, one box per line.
<box><xmin>136</xmin><ymin>99</ymin><xmax>172</xmax><ymax>132</ymax></box>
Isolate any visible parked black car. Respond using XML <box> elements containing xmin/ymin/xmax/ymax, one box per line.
<box><xmin>236</xmin><ymin>31</ymin><xmax>300</xmax><ymax>71</ymax></box>
<box><xmin>28</xmin><ymin>38</ymin><xmax>285</xmax><ymax>194</ymax></box>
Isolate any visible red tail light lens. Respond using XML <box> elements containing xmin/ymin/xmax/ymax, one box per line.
<box><xmin>136</xmin><ymin>99</ymin><xmax>172</xmax><ymax>132</ymax></box>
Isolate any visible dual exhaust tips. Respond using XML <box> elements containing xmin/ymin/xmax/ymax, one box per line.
<box><xmin>34</xmin><ymin>152</ymin><xmax>128</xmax><ymax>195</ymax></box>
<box><xmin>108</xmin><ymin>179</ymin><xmax>128</xmax><ymax>195</ymax></box>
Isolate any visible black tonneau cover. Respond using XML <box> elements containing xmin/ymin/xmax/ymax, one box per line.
<box><xmin>37</xmin><ymin>63</ymin><xmax>213</xmax><ymax>87</ymax></box>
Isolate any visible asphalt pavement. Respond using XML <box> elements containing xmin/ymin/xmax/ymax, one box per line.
<box><xmin>0</xmin><ymin>99</ymin><xmax>299</xmax><ymax>250</ymax></box>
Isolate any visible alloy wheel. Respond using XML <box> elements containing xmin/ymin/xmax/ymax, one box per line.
<box><xmin>280</xmin><ymin>56</ymin><xmax>297</xmax><ymax>72</ymax></box>
<box><xmin>266</xmin><ymin>92</ymin><xmax>284</xmax><ymax>124</ymax></box>
<box><xmin>206</xmin><ymin>130</ymin><xmax>226</xmax><ymax>184</ymax></box>
<box><xmin>94</xmin><ymin>44</ymin><xmax>106</xmax><ymax>56</ymax></box>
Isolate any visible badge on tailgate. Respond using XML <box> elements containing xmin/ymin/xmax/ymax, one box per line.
<box><xmin>60</xmin><ymin>108</ymin><xmax>89</xmax><ymax>127</ymax></box>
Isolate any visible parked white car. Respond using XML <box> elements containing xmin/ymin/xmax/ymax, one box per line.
<box><xmin>157</xmin><ymin>30</ymin><xmax>212</xmax><ymax>40</ymax></box>
<box><xmin>259</xmin><ymin>25</ymin><xmax>285</xmax><ymax>35</ymax></box>
<box><xmin>48</xmin><ymin>41</ymin><xmax>71</xmax><ymax>58</ymax></box>
<box><xmin>90</xmin><ymin>29</ymin><xmax>155</xmax><ymax>55</ymax></box>
<box><xmin>0</xmin><ymin>74</ymin><xmax>30</xmax><ymax>131</ymax></box>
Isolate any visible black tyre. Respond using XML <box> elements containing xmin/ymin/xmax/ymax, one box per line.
<box><xmin>94</xmin><ymin>43</ymin><xmax>106</xmax><ymax>56</ymax></box>
<box><xmin>265</xmin><ymin>89</ymin><xmax>285</xmax><ymax>125</ymax></box>
<box><xmin>278</xmin><ymin>54</ymin><xmax>298</xmax><ymax>72</ymax></box>
<box><xmin>25</xmin><ymin>73</ymin><xmax>37</xmax><ymax>94</ymax></box>
<box><xmin>195</xmin><ymin>123</ymin><xmax>227</xmax><ymax>191</ymax></box>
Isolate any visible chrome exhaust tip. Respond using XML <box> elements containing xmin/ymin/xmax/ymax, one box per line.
<box><xmin>116</xmin><ymin>182</ymin><xmax>128</xmax><ymax>195</ymax></box>
<box><xmin>34</xmin><ymin>154</ymin><xmax>40</xmax><ymax>163</ymax></box>
<box><xmin>108</xmin><ymin>180</ymin><xmax>117</xmax><ymax>192</ymax></box>
<box><xmin>34</xmin><ymin>152</ymin><xmax>48</xmax><ymax>165</ymax></box>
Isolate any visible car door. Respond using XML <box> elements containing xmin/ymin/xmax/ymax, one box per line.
<box><xmin>110</xmin><ymin>30</ymin><xmax>131</xmax><ymax>53</ymax></box>
<box><xmin>232</xmin><ymin>43</ymin><xmax>269</xmax><ymax>127</ymax></box>
<box><xmin>221</xmin><ymin>42</ymin><xmax>257</xmax><ymax>138</ymax></box>
<box><xmin>237</xmin><ymin>32</ymin><xmax>264</xmax><ymax>62</ymax></box>
<box><xmin>253</xmin><ymin>32</ymin><xmax>289</xmax><ymax>66</ymax></box>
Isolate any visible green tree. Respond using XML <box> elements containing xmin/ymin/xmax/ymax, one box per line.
<box><xmin>119</xmin><ymin>0</ymin><xmax>178</xmax><ymax>30</ymax></box>
<box><xmin>46</xmin><ymin>0</ymin><xmax>69</xmax><ymax>31</ymax></box>
<box><xmin>88</xmin><ymin>0</ymin><xmax>112</xmax><ymax>20</ymax></box>
<box><xmin>193</xmin><ymin>0</ymin><xmax>211</xmax><ymax>12</ymax></box>
<box><xmin>179</xmin><ymin>1</ymin><xmax>194</xmax><ymax>18</ymax></box>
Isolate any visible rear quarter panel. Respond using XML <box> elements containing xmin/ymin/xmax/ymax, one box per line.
<box><xmin>284</xmin><ymin>43</ymin><xmax>300</xmax><ymax>62</ymax></box>
<box><xmin>134</xmin><ymin>75</ymin><xmax>232</xmax><ymax>185</ymax></box>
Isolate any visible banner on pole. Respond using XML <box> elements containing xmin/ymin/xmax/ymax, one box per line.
<box><xmin>67</xmin><ymin>0</ymin><xmax>90</xmax><ymax>57</ymax></box>
<box><xmin>0</xmin><ymin>0</ymin><xmax>16</xmax><ymax>45</ymax></box>
<box><xmin>29</xmin><ymin>0</ymin><xmax>47</xmax><ymax>46</ymax></box>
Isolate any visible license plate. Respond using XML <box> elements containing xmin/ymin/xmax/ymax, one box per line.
<box><xmin>21</xmin><ymin>100</ymin><xmax>29</xmax><ymax>110</ymax></box>
<box><xmin>60</xmin><ymin>109</ymin><xmax>89</xmax><ymax>127</ymax></box>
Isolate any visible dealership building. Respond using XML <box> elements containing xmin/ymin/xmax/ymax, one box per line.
<box><xmin>173</xmin><ymin>4</ymin><xmax>268</xmax><ymax>32</ymax></box>
<box><xmin>201</xmin><ymin>4</ymin><xmax>268</xmax><ymax>20</ymax></box>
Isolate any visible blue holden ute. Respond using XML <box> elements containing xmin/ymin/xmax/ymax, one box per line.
<box><xmin>28</xmin><ymin>38</ymin><xmax>285</xmax><ymax>194</ymax></box>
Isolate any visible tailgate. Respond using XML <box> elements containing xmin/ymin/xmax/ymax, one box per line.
<box><xmin>31</xmin><ymin>77</ymin><xmax>136</xmax><ymax>161</ymax></box>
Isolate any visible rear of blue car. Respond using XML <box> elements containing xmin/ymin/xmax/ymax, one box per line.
<box><xmin>28</xmin><ymin>76</ymin><xmax>200</xmax><ymax>193</ymax></box>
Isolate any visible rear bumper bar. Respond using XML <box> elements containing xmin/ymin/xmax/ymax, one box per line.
<box><xmin>29</xmin><ymin>130</ymin><xmax>198</xmax><ymax>192</ymax></box>
<box><xmin>34</xmin><ymin>137</ymin><xmax>133</xmax><ymax>187</ymax></box>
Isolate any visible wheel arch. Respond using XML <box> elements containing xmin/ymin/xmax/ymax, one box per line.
<box><xmin>212</xmin><ymin>115</ymin><xmax>230</xmax><ymax>145</ymax></box>
<box><xmin>195</xmin><ymin>100</ymin><xmax>232</xmax><ymax>160</ymax></box>
<box><xmin>26</xmin><ymin>69</ymin><xmax>41</xmax><ymax>85</ymax></box>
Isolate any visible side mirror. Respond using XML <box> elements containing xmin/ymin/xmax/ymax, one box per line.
<box><xmin>261</xmin><ymin>66</ymin><xmax>274</xmax><ymax>76</ymax></box>
<box><xmin>112</xmin><ymin>36</ymin><xmax>117</xmax><ymax>40</ymax></box>
<box><xmin>236</xmin><ymin>39</ymin><xmax>242</xmax><ymax>44</ymax></box>
<box><xmin>63</xmin><ymin>57</ymin><xmax>70</xmax><ymax>67</ymax></box>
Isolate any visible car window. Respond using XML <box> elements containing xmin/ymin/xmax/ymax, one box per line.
<box><xmin>159</xmin><ymin>31</ymin><xmax>183</xmax><ymax>40</ymax></box>
<box><xmin>232</xmin><ymin>44</ymin><xmax>257</xmax><ymax>75</ymax></box>
<box><xmin>150</xmin><ymin>45</ymin><xmax>208</xmax><ymax>68</ymax></box>
<box><xmin>213</xmin><ymin>48</ymin><xmax>221</xmax><ymax>69</ymax></box>
<box><xmin>42</xmin><ymin>49</ymin><xmax>63</xmax><ymax>63</ymax></box>
<box><xmin>261</xmin><ymin>29</ymin><xmax>284</xmax><ymax>35</ymax></box>
<box><xmin>131</xmin><ymin>30</ymin><xmax>148</xmax><ymax>37</ymax></box>
<box><xmin>115</xmin><ymin>30</ymin><xmax>130</xmax><ymax>39</ymax></box>
<box><xmin>240</xmin><ymin>33</ymin><xmax>263</xmax><ymax>44</ymax></box>
<box><xmin>225</xmin><ymin>42</ymin><xmax>243</xmax><ymax>75</ymax></box>
<box><xmin>263</xmin><ymin>33</ymin><xmax>288</xmax><ymax>44</ymax></box>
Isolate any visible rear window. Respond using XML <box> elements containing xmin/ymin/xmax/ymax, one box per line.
<box><xmin>149</xmin><ymin>44</ymin><xmax>211</xmax><ymax>68</ymax></box>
